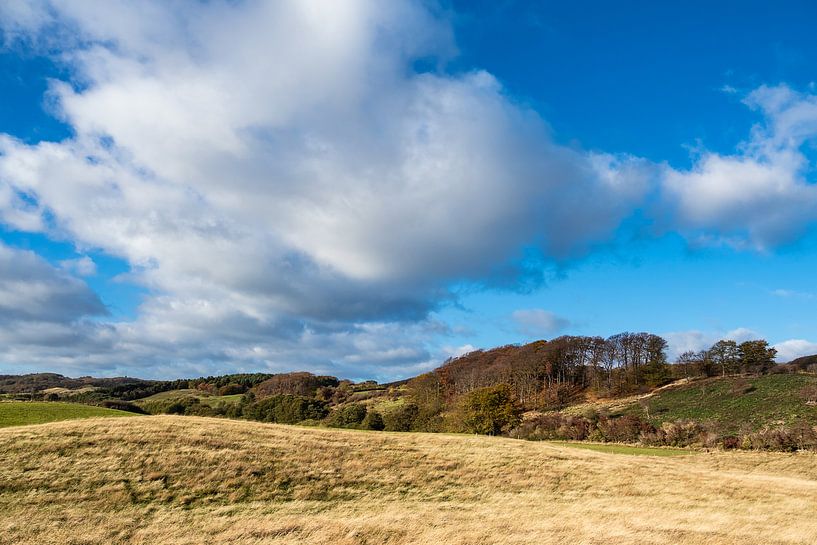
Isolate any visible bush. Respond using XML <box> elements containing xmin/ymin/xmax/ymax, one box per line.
<box><xmin>741</xmin><ymin>422</ymin><xmax>817</xmax><ymax>452</ymax></box>
<box><xmin>722</xmin><ymin>436</ymin><xmax>740</xmax><ymax>449</ymax></box>
<box><xmin>361</xmin><ymin>410</ymin><xmax>385</xmax><ymax>431</ymax></box>
<box><xmin>411</xmin><ymin>405</ymin><xmax>444</xmax><ymax>432</ymax></box>
<box><xmin>244</xmin><ymin>395</ymin><xmax>328</xmax><ymax>424</ymax></box>
<box><xmin>327</xmin><ymin>404</ymin><xmax>367</xmax><ymax>428</ymax></box>
<box><xmin>510</xmin><ymin>414</ymin><xmax>590</xmax><ymax>441</ymax></box>
<box><xmin>597</xmin><ymin>415</ymin><xmax>651</xmax><ymax>443</ymax></box>
<box><xmin>382</xmin><ymin>403</ymin><xmax>419</xmax><ymax>432</ymax></box>
<box><xmin>165</xmin><ymin>401</ymin><xmax>188</xmax><ymax>415</ymax></box>
<box><xmin>218</xmin><ymin>383</ymin><xmax>244</xmax><ymax>396</ymax></box>
<box><xmin>461</xmin><ymin>384</ymin><xmax>522</xmax><ymax>436</ymax></box>
<box><xmin>99</xmin><ymin>400</ymin><xmax>148</xmax><ymax>414</ymax></box>
<box><xmin>658</xmin><ymin>420</ymin><xmax>707</xmax><ymax>447</ymax></box>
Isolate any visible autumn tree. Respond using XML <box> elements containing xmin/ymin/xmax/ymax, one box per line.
<box><xmin>739</xmin><ymin>340</ymin><xmax>777</xmax><ymax>375</ymax></box>
<box><xmin>461</xmin><ymin>384</ymin><xmax>521</xmax><ymax>435</ymax></box>
<box><xmin>709</xmin><ymin>340</ymin><xmax>740</xmax><ymax>376</ymax></box>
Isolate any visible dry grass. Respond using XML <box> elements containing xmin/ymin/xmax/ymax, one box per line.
<box><xmin>1</xmin><ymin>416</ymin><xmax>816</xmax><ymax>544</ymax></box>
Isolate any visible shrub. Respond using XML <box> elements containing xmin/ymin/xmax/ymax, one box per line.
<box><xmin>461</xmin><ymin>384</ymin><xmax>522</xmax><ymax>436</ymax></box>
<box><xmin>741</xmin><ymin>422</ymin><xmax>817</xmax><ymax>452</ymax></box>
<box><xmin>659</xmin><ymin>420</ymin><xmax>706</xmax><ymax>447</ymax></box>
<box><xmin>722</xmin><ymin>436</ymin><xmax>740</xmax><ymax>449</ymax></box>
<box><xmin>218</xmin><ymin>383</ymin><xmax>244</xmax><ymax>396</ymax></box>
<box><xmin>361</xmin><ymin>410</ymin><xmax>385</xmax><ymax>431</ymax></box>
<box><xmin>100</xmin><ymin>400</ymin><xmax>148</xmax><ymax>414</ymax></box>
<box><xmin>327</xmin><ymin>404</ymin><xmax>367</xmax><ymax>428</ymax></box>
<box><xmin>382</xmin><ymin>403</ymin><xmax>419</xmax><ymax>432</ymax></box>
<box><xmin>597</xmin><ymin>415</ymin><xmax>651</xmax><ymax>443</ymax></box>
<box><xmin>510</xmin><ymin>414</ymin><xmax>590</xmax><ymax>441</ymax></box>
<box><xmin>244</xmin><ymin>395</ymin><xmax>328</xmax><ymax>424</ymax></box>
<box><xmin>412</xmin><ymin>407</ymin><xmax>444</xmax><ymax>432</ymax></box>
<box><xmin>165</xmin><ymin>401</ymin><xmax>188</xmax><ymax>415</ymax></box>
<box><xmin>183</xmin><ymin>402</ymin><xmax>216</xmax><ymax>417</ymax></box>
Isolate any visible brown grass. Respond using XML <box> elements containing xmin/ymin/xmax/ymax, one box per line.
<box><xmin>1</xmin><ymin>415</ymin><xmax>816</xmax><ymax>544</ymax></box>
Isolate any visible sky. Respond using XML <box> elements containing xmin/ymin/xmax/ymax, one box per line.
<box><xmin>0</xmin><ymin>0</ymin><xmax>816</xmax><ymax>381</ymax></box>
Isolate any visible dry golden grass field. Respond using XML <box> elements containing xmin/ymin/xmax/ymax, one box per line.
<box><xmin>1</xmin><ymin>416</ymin><xmax>816</xmax><ymax>545</ymax></box>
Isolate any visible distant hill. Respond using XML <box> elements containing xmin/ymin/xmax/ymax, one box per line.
<box><xmin>0</xmin><ymin>373</ymin><xmax>151</xmax><ymax>394</ymax></box>
<box><xmin>2</xmin><ymin>339</ymin><xmax>815</xmax><ymax>451</ymax></box>
<box><xmin>788</xmin><ymin>354</ymin><xmax>817</xmax><ymax>371</ymax></box>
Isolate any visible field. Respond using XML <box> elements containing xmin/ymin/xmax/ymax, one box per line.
<box><xmin>1</xmin><ymin>416</ymin><xmax>816</xmax><ymax>544</ymax></box>
<box><xmin>0</xmin><ymin>401</ymin><xmax>135</xmax><ymax>428</ymax></box>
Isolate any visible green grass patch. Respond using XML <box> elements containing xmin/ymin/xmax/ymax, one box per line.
<box><xmin>199</xmin><ymin>394</ymin><xmax>243</xmax><ymax>407</ymax></box>
<box><xmin>549</xmin><ymin>441</ymin><xmax>691</xmax><ymax>456</ymax></box>
<box><xmin>134</xmin><ymin>389</ymin><xmax>206</xmax><ymax>402</ymax></box>
<box><xmin>0</xmin><ymin>401</ymin><xmax>136</xmax><ymax>428</ymax></box>
<box><xmin>134</xmin><ymin>389</ymin><xmax>242</xmax><ymax>411</ymax></box>
<box><xmin>622</xmin><ymin>374</ymin><xmax>817</xmax><ymax>433</ymax></box>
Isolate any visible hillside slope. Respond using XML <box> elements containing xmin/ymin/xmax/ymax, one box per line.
<box><xmin>1</xmin><ymin>416</ymin><xmax>816</xmax><ymax>544</ymax></box>
<box><xmin>0</xmin><ymin>401</ymin><xmax>136</xmax><ymax>428</ymax></box>
<box><xmin>626</xmin><ymin>374</ymin><xmax>817</xmax><ymax>432</ymax></box>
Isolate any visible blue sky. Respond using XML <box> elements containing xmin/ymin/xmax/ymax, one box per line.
<box><xmin>0</xmin><ymin>1</ymin><xmax>816</xmax><ymax>380</ymax></box>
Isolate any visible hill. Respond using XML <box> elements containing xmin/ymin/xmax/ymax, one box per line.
<box><xmin>789</xmin><ymin>354</ymin><xmax>817</xmax><ymax>371</ymax></box>
<box><xmin>623</xmin><ymin>374</ymin><xmax>817</xmax><ymax>433</ymax></box>
<box><xmin>0</xmin><ymin>416</ymin><xmax>816</xmax><ymax>544</ymax></box>
<box><xmin>133</xmin><ymin>389</ymin><xmax>244</xmax><ymax>413</ymax></box>
<box><xmin>2</xmin><ymin>341</ymin><xmax>816</xmax><ymax>451</ymax></box>
<box><xmin>0</xmin><ymin>401</ymin><xmax>136</xmax><ymax>428</ymax></box>
<box><xmin>0</xmin><ymin>373</ymin><xmax>152</xmax><ymax>395</ymax></box>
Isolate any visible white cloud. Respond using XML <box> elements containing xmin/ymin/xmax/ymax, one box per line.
<box><xmin>770</xmin><ymin>288</ymin><xmax>814</xmax><ymax>300</ymax></box>
<box><xmin>441</xmin><ymin>343</ymin><xmax>477</xmax><ymax>360</ymax></box>
<box><xmin>512</xmin><ymin>308</ymin><xmax>572</xmax><ymax>337</ymax></box>
<box><xmin>0</xmin><ymin>243</ymin><xmax>105</xmax><ymax>323</ymax></box>
<box><xmin>59</xmin><ymin>256</ymin><xmax>96</xmax><ymax>277</ymax></box>
<box><xmin>661</xmin><ymin>84</ymin><xmax>817</xmax><ymax>249</ymax></box>
<box><xmin>0</xmin><ymin>1</ymin><xmax>652</xmax><ymax>378</ymax></box>
<box><xmin>774</xmin><ymin>339</ymin><xmax>817</xmax><ymax>362</ymax></box>
<box><xmin>663</xmin><ymin>327</ymin><xmax>762</xmax><ymax>361</ymax></box>
<box><xmin>664</xmin><ymin>328</ymin><xmax>817</xmax><ymax>364</ymax></box>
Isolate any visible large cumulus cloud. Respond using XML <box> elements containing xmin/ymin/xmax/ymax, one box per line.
<box><xmin>0</xmin><ymin>0</ymin><xmax>653</xmax><ymax>378</ymax></box>
<box><xmin>0</xmin><ymin>1</ymin><xmax>815</xmax><ymax>378</ymax></box>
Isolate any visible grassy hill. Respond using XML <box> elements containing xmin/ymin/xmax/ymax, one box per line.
<box><xmin>140</xmin><ymin>389</ymin><xmax>243</xmax><ymax>407</ymax></box>
<box><xmin>133</xmin><ymin>389</ymin><xmax>243</xmax><ymax>413</ymax></box>
<box><xmin>618</xmin><ymin>374</ymin><xmax>817</xmax><ymax>433</ymax></box>
<box><xmin>0</xmin><ymin>401</ymin><xmax>136</xmax><ymax>428</ymax></box>
<box><xmin>0</xmin><ymin>373</ymin><xmax>153</xmax><ymax>394</ymax></box>
<box><xmin>1</xmin><ymin>416</ymin><xmax>816</xmax><ymax>544</ymax></box>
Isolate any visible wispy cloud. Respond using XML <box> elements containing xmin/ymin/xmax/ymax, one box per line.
<box><xmin>770</xmin><ymin>288</ymin><xmax>814</xmax><ymax>300</ymax></box>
